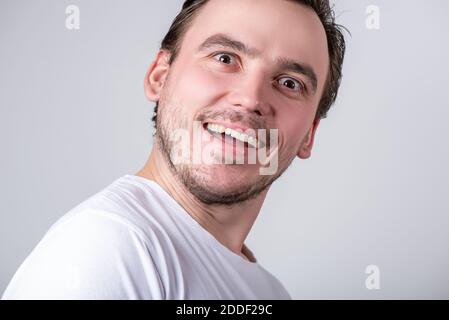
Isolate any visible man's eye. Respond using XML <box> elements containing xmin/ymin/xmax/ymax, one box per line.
<box><xmin>213</xmin><ymin>53</ymin><xmax>236</xmax><ymax>65</ymax></box>
<box><xmin>277</xmin><ymin>77</ymin><xmax>305</xmax><ymax>93</ymax></box>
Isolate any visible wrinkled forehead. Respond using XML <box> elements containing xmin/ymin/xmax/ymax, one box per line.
<box><xmin>181</xmin><ymin>0</ymin><xmax>329</xmax><ymax>83</ymax></box>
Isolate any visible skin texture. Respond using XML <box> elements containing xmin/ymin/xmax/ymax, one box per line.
<box><xmin>136</xmin><ymin>0</ymin><xmax>329</xmax><ymax>261</ymax></box>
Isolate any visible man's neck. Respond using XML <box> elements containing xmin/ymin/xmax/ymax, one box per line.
<box><xmin>135</xmin><ymin>145</ymin><xmax>268</xmax><ymax>261</ymax></box>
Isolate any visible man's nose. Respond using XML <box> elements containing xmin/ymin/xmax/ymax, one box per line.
<box><xmin>226</xmin><ymin>73</ymin><xmax>272</xmax><ymax>116</ymax></box>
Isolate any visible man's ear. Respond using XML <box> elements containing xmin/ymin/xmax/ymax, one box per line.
<box><xmin>144</xmin><ymin>49</ymin><xmax>171</xmax><ymax>102</ymax></box>
<box><xmin>297</xmin><ymin>117</ymin><xmax>321</xmax><ymax>159</ymax></box>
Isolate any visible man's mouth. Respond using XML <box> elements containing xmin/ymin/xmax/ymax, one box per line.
<box><xmin>202</xmin><ymin>122</ymin><xmax>263</xmax><ymax>149</ymax></box>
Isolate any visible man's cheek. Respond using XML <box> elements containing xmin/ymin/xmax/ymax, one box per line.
<box><xmin>179</xmin><ymin>66</ymin><xmax>230</xmax><ymax>102</ymax></box>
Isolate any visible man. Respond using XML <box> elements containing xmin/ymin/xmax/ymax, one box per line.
<box><xmin>2</xmin><ymin>0</ymin><xmax>346</xmax><ymax>299</ymax></box>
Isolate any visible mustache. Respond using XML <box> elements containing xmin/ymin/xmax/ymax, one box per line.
<box><xmin>196</xmin><ymin>108</ymin><xmax>267</xmax><ymax>131</ymax></box>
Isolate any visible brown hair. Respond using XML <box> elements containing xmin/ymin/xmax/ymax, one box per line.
<box><xmin>152</xmin><ymin>0</ymin><xmax>347</xmax><ymax>128</ymax></box>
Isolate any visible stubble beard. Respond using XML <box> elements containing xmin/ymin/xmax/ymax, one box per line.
<box><xmin>155</xmin><ymin>95</ymin><xmax>293</xmax><ymax>206</ymax></box>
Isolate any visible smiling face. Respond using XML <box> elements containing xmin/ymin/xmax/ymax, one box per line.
<box><xmin>145</xmin><ymin>0</ymin><xmax>330</xmax><ymax>205</ymax></box>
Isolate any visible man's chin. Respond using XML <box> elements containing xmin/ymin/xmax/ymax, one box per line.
<box><xmin>202</xmin><ymin>163</ymin><xmax>261</xmax><ymax>182</ymax></box>
<box><xmin>186</xmin><ymin>181</ymin><xmax>260</xmax><ymax>206</ymax></box>
<box><xmin>177</xmin><ymin>165</ymin><xmax>267</xmax><ymax>205</ymax></box>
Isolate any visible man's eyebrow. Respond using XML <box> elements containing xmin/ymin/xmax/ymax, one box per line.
<box><xmin>197</xmin><ymin>33</ymin><xmax>261</xmax><ymax>57</ymax></box>
<box><xmin>198</xmin><ymin>33</ymin><xmax>318</xmax><ymax>94</ymax></box>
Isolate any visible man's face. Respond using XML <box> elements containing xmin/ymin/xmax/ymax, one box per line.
<box><xmin>148</xmin><ymin>0</ymin><xmax>329</xmax><ymax>205</ymax></box>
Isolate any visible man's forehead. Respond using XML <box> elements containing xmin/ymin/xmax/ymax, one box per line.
<box><xmin>181</xmin><ymin>0</ymin><xmax>329</xmax><ymax>86</ymax></box>
<box><xmin>184</xmin><ymin>0</ymin><xmax>327</xmax><ymax>58</ymax></box>
<box><xmin>189</xmin><ymin>0</ymin><xmax>323</xmax><ymax>33</ymax></box>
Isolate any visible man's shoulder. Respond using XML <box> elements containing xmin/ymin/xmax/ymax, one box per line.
<box><xmin>53</xmin><ymin>175</ymin><xmax>172</xmax><ymax>241</ymax></box>
<box><xmin>47</xmin><ymin>208</ymin><xmax>152</xmax><ymax>247</ymax></box>
<box><xmin>46</xmin><ymin>174</ymin><xmax>182</xmax><ymax>262</ymax></box>
<box><xmin>2</xmin><ymin>175</ymin><xmax>190</xmax><ymax>299</ymax></box>
<box><xmin>2</xmin><ymin>208</ymin><xmax>166</xmax><ymax>299</ymax></box>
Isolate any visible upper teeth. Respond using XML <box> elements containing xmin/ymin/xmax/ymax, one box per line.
<box><xmin>206</xmin><ymin>123</ymin><xmax>259</xmax><ymax>148</ymax></box>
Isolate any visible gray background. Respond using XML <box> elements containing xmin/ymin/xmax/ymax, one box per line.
<box><xmin>1</xmin><ymin>0</ymin><xmax>448</xmax><ymax>299</ymax></box>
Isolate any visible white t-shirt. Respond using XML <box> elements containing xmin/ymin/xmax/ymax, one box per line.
<box><xmin>2</xmin><ymin>175</ymin><xmax>291</xmax><ymax>300</ymax></box>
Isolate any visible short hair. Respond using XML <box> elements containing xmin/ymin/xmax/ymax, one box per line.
<box><xmin>152</xmin><ymin>0</ymin><xmax>347</xmax><ymax>129</ymax></box>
